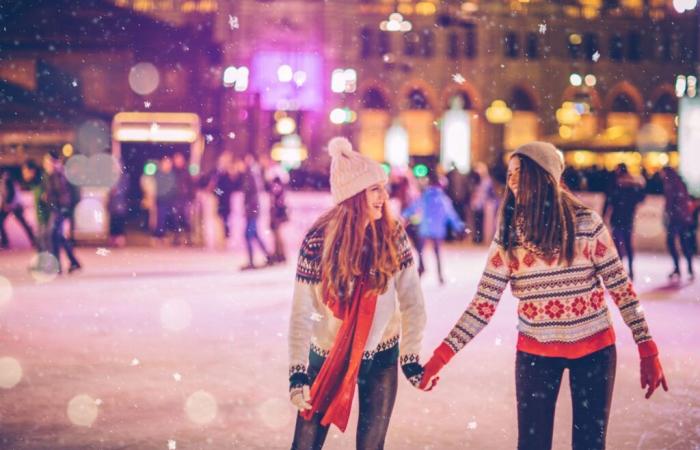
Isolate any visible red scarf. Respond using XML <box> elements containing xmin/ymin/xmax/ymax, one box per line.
<box><xmin>301</xmin><ymin>279</ymin><xmax>378</xmax><ymax>432</ymax></box>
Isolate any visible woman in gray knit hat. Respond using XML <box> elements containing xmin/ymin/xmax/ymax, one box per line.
<box><xmin>420</xmin><ymin>141</ymin><xmax>668</xmax><ymax>450</ymax></box>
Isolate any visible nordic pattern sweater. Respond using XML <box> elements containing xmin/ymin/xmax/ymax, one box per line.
<box><xmin>288</xmin><ymin>223</ymin><xmax>426</xmax><ymax>384</ymax></box>
<box><xmin>444</xmin><ymin>209</ymin><xmax>655</xmax><ymax>359</ymax></box>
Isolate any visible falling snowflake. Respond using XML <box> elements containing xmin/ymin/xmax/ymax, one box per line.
<box><xmin>228</xmin><ymin>15</ymin><xmax>239</xmax><ymax>30</ymax></box>
<box><xmin>452</xmin><ymin>73</ymin><xmax>466</xmax><ymax>84</ymax></box>
<box><xmin>130</xmin><ymin>358</ymin><xmax>140</xmax><ymax>366</ymax></box>
<box><xmin>95</xmin><ymin>398</ymin><xmax>103</xmax><ymax>406</ymax></box>
<box><xmin>173</xmin><ymin>373</ymin><xmax>182</xmax><ymax>382</ymax></box>
<box><xmin>205</xmin><ymin>134</ymin><xmax>214</xmax><ymax>143</ymax></box>
<box><xmin>467</xmin><ymin>421</ymin><xmax>478</xmax><ymax>430</ymax></box>
<box><xmin>144</xmin><ymin>101</ymin><xmax>151</xmax><ymax>109</ymax></box>
<box><xmin>96</xmin><ymin>248</ymin><xmax>111</xmax><ymax>256</ymax></box>
<box><xmin>151</xmin><ymin>123</ymin><xmax>160</xmax><ymax>133</ymax></box>
<box><xmin>168</xmin><ymin>440</ymin><xmax>177</xmax><ymax>450</ymax></box>
<box><xmin>214</xmin><ymin>188</ymin><xmax>224</xmax><ymax>196</ymax></box>
<box><xmin>227</xmin><ymin>132</ymin><xmax>236</xmax><ymax>139</ymax></box>
<box><xmin>206</xmin><ymin>117</ymin><xmax>213</xmax><ymax>124</ymax></box>
<box><xmin>71</xmin><ymin>79</ymin><xmax>78</xmax><ymax>87</ymax></box>
<box><xmin>538</xmin><ymin>23</ymin><xmax>547</xmax><ymax>34</ymax></box>
<box><xmin>592</xmin><ymin>51</ymin><xmax>600</xmax><ymax>62</ymax></box>
<box><xmin>310</xmin><ymin>312</ymin><xmax>324</xmax><ymax>322</ymax></box>
<box><xmin>494</xmin><ymin>337</ymin><xmax>502</xmax><ymax>346</ymax></box>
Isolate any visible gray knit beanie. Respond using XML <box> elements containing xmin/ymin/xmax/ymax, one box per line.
<box><xmin>511</xmin><ymin>141</ymin><xmax>565</xmax><ymax>182</ymax></box>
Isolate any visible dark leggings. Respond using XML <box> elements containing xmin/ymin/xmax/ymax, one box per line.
<box><xmin>424</xmin><ymin>238</ymin><xmax>444</xmax><ymax>282</ymax></box>
<box><xmin>666</xmin><ymin>225</ymin><xmax>695</xmax><ymax>275</ymax></box>
<box><xmin>291</xmin><ymin>356</ymin><xmax>398</xmax><ymax>450</ymax></box>
<box><xmin>516</xmin><ymin>346</ymin><xmax>616</xmax><ymax>450</ymax></box>
<box><xmin>611</xmin><ymin>226</ymin><xmax>634</xmax><ymax>276</ymax></box>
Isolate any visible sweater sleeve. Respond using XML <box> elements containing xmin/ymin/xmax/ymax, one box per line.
<box><xmin>394</xmin><ymin>224</ymin><xmax>427</xmax><ymax>366</ymax></box>
<box><xmin>288</xmin><ymin>228</ymin><xmax>323</xmax><ymax>387</ymax></box>
<box><xmin>588</xmin><ymin>212</ymin><xmax>653</xmax><ymax>345</ymax></box>
<box><xmin>443</xmin><ymin>238</ymin><xmax>511</xmax><ymax>353</ymax></box>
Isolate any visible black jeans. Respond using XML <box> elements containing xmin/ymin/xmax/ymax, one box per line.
<box><xmin>0</xmin><ymin>205</ymin><xmax>36</xmax><ymax>248</ymax></box>
<box><xmin>49</xmin><ymin>209</ymin><xmax>80</xmax><ymax>270</ymax></box>
<box><xmin>666</xmin><ymin>224</ymin><xmax>695</xmax><ymax>275</ymax></box>
<box><xmin>516</xmin><ymin>346</ymin><xmax>616</xmax><ymax>450</ymax></box>
<box><xmin>611</xmin><ymin>225</ymin><xmax>634</xmax><ymax>277</ymax></box>
<box><xmin>291</xmin><ymin>347</ymin><xmax>398</xmax><ymax>450</ymax></box>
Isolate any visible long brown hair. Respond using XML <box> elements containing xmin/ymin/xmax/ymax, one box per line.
<box><xmin>499</xmin><ymin>155</ymin><xmax>585</xmax><ymax>265</ymax></box>
<box><xmin>314</xmin><ymin>190</ymin><xmax>400</xmax><ymax>302</ymax></box>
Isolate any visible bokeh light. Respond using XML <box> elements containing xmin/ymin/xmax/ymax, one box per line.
<box><xmin>0</xmin><ymin>276</ymin><xmax>13</xmax><ymax>308</ymax></box>
<box><xmin>185</xmin><ymin>390</ymin><xmax>218</xmax><ymax>425</ymax></box>
<box><xmin>87</xmin><ymin>154</ymin><xmax>120</xmax><ymax>188</ymax></box>
<box><xmin>159</xmin><ymin>299</ymin><xmax>192</xmax><ymax>332</ymax></box>
<box><xmin>257</xmin><ymin>398</ymin><xmax>291</xmax><ymax>429</ymax></box>
<box><xmin>74</xmin><ymin>198</ymin><xmax>107</xmax><ymax>233</ymax></box>
<box><xmin>67</xmin><ymin>394</ymin><xmax>99</xmax><ymax>427</ymax></box>
<box><xmin>0</xmin><ymin>357</ymin><xmax>23</xmax><ymax>388</ymax></box>
<box><xmin>128</xmin><ymin>62</ymin><xmax>160</xmax><ymax>95</ymax></box>
<box><xmin>76</xmin><ymin>120</ymin><xmax>110</xmax><ymax>156</ymax></box>
<box><xmin>413</xmin><ymin>164</ymin><xmax>429</xmax><ymax>178</ymax></box>
<box><xmin>29</xmin><ymin>252</ymin><xmax>60</xmax><ymax>283</ymax></box>
<box><xmin>65</xmin><ymin>154</ymin><xmax>90</xmax><ymax>186</ymax></box>
<box><xmin>144</xmin><ymin>161</ymin><xmax>157</xmax><ymax>176</ymax></box>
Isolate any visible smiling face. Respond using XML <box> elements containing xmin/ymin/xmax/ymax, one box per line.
<box><xmin>507</xmin><ymin>156</ymin><xmax>521</xmax><ymax>198</ymax></box>
<box><xmin>365</xmin><ymin>182</ymin><xmax>389</xmax><ymax>221</ymax></box>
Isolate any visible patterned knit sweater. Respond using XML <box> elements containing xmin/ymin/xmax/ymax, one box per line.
<box><xmin>288</xmin><ymin>222</ymin><xmax>426</xmax><ymax>386</ymax></box>
<box><xmin>444</xmin><ymin>208</ymin><xmax>654</xmax><ymax>359</ymax></box>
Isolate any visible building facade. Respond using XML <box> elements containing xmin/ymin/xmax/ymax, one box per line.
<box><xmin>217</xmin><ymin>0</ymin><xmax>698</xmax><ymax>175</ymax></box>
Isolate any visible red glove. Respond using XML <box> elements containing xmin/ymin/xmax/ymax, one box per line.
<box><xmin>638</xmin><ymin>340</ymin><xmax>669</xmax><ymax>399</ymax></box>
<box><xmin>419</xmin><ymin>342</ymin><xmax>456</xmax><ymax>391</ymax></box>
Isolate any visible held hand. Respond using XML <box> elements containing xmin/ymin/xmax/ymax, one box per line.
<box><xmin>419</xmin><ymin>358</ymin><xmax>441</xmax><ymax>391</ymax></box>
<box><xmin>640</xmin><ymin>355</ymin><xmax>668</xmax><ymax>399</ymax></box>
<box><xmin>290</xmin><ymin>384</ymin><xmax>312</xmax><ymax>411</ymax></box>
<box><xmin>418</xmin><ymin>343</ymin><xmax>455</xmax><ymax>391</ymax></box>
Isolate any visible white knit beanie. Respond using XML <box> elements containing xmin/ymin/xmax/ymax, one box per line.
<box><xmin>511</xmin><ymin>141</ymin><xmax>565</xmax><ymax>182</ymax></box>
<box><xmin>328</xmin><ymin>136</ymin><xmax>388</xmax><ymax>205</ymax></box>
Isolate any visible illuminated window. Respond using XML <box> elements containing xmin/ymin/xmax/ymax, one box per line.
<box><xmin>360</xmin><ymin>27</ymin><xmax>373</xmax><ymax>58</ymax></box>
<box><xmin>525</xmin><ymin>33</ymin><xmax>538</xmax><ymax>59</ymax></box>
<box><xmin>609</xmin><ymin>34</ymin><xmax>624</xmax><ymax>61</ymax></box>
<box><xmin>626</xmin><ymin>31</ymin><xmax>642</xmax><ymax>61</ymax></box>
<box><xmin>465</xmin><ymin>24</ymin><xmax>477</xmax><ymax>59</ymax></box>
<box><xmin>447</xmin><ymin>32</ymin><xmax>459</xmax><ymax>59</ymax></box>
<box><xmin>504</xmin><ymin>32</ymin><xmax>519</xmax><ymax>59</ymax></box>
<box><xmin>421</xmin><ymin>30</ymin><xmax>435</xmax><ymax>58</ymax></box>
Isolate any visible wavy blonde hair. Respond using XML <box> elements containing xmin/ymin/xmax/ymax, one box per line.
<box><xmin>314</xmin><ymin>190</ymin><xmax>400</xmax><ymax>303</ymax></box>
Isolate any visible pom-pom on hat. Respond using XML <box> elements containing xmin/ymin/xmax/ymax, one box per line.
<box><xmin>328</xmin><ymin>136</ymin><xmax>388</xmax><ymax>205</ymax></box>
<box><xmin>511</xmin><ymin>141</ymin><xmax>565</xmax><ymax>182</ymax></box>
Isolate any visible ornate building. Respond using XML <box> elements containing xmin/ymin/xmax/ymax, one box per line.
<box><xmin>217</xmin><ymin>0</ymin><xmax>698</xmax><ymax>175</ymax></box>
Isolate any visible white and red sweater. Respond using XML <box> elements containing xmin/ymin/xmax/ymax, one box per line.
<box><xmin>288</xmin><ymin>223</ymin><xmax>426</xmax><ymax>386</ymax></box>
<box><xmin>443</xmin><ymin>209</ymin><xmax>656</xmax><ymax>360</ymax></box>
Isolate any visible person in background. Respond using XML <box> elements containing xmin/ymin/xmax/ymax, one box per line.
<box><xmin>209</xmin><ymin>152</ymin><xmax>239</xmax><ymax>241</ymax></box>
<box><xmin>468</xmin><ymin>163</ymin><xmax>494</xmax><ymax>244</ymax></box>
<box><xmin>267</xmin><ymin>175</ymin><xmax>289</xmax><ymax>264</ymax></box>
<box><xmin>153</xmin><ymin>156</ymin><xmax>178</xmax><ymax>245</ymax></box>
<box><xmin>108</xmin><ymin>171</ymin><xmax>130</xmax><ymax>247</ymax></box>
<box><xmin>172</xmin><ymin>152</ymin><xmax>194</xmax><ymax>245</ymax></box>
<box><xmin>21</xmin><ymin>161</ymin><xmax>49</xmax><ymax>253</ymax></box>
<box><xmin>42</xmin><ymin>151</ymin><xmax>81</xmax><ymax>274</ymax></box>
<box><xmin>0</xmin><ymin>168</ymin><xmax>37</xmax><ymax>249</ymax></box>
<box><xmin>602</xmin><ymin>163</ymin><xmax>646</xmax><ymax>280</ymax></box>
<box><xmin>240</xmin><ymin>154</ymin><xmax>271</xmax><ymax>270</ymax></box>
<box><xmin>393</xmin><ymin>173</ymin><xmax>425</xmax><ymax>275</ymax></box>
<box><xmin>660</xmin><ymin>166</ymin><xmax>695</xmax><ymax>281</ymax></box>
<box><xmin>402</xmin><ymin>170</ymin><xmax>464</xmax><ymax>284</ymax></box>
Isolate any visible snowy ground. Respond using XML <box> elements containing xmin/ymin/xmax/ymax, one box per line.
<box><xmin>0</xmin><ymin>205</ymin><xmax>699</xmax><ymax>449</ymax></box>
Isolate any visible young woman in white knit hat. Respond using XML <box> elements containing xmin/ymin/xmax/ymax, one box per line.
<box><xmin>288</xmin><ymin>137</ymin><xmax>428</xmax><ymax>449</ymax></box>
<box><xmin>419</xmin><ymin>141</ymin><xmax>668</xmax><ymax>450</ymax></box>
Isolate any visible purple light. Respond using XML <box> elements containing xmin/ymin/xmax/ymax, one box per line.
<box><xmin>250</xmin><ymin>51</ymin><xmax>322</xmax><ymax>111</ymax></box>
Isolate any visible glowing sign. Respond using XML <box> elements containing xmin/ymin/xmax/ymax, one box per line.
<box><xmin>251</xmin><ymin>51</ymin><xmax>322</xmax><ymax>110</ymax></box>
<box><xmin>679</xmin><ymin>97</ymin><xmax>700</xmax><ymax>195</ymax></box>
